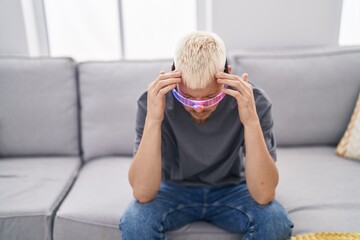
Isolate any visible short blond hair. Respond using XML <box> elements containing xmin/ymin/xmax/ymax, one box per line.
<box><xmin>174</xmin><ymin>31</ymin><xmax>226</xmax><ymax>89</ymax></box>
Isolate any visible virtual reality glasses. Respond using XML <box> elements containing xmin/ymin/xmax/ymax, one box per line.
<box><xmin>171</xmin><ymin>60</ymin><xmax>228</xmax><ymax>110</ymax></box>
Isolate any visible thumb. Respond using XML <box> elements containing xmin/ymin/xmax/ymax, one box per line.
<box><xmin>242</xmin><ymin>73</ymin><xmax>249</xmax><ymax>82</ymax></box>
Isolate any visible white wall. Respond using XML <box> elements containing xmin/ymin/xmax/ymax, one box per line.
<box><xmin>339</xmin><ymin>0</ymin><xmax>360</xmax><ymax>45</ymax></box>
<box><xmin>0</xmin><ymin>0</ymin><xmax>345</xmax><ymax>56</ymax></box>
<box><xmin>0</xmin><ymin>0</ymin><xmax>28</xmax><ymax>55</ymax></box>
<box><xmin>211</xmin><ymin>0</ymin><xmax>343</xmax><ymax>50</ymax></box>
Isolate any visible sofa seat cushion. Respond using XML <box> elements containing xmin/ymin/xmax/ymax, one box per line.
<box><xmin>53</xmin><ymin>157</ymin><xmax>240</xmax><ymax>240</ymax></box>
<box><xmin>167</xmin><ymin>221</ymin><xmax>239</xmax><ymax>240</ymax></box>
<box><xmin>53</xmin><ymin>157</ymin><xmax>132</xmax><ymax>240</ymax></box>
<box><xmin>276</xmin><ymin>146</ymin><xmax>360</xmax><ymax>235</ymax></box>
<box><xmin>0</xmin><ymin>157</ymin><xmax>81</xmax><ymax>240</ymax></box>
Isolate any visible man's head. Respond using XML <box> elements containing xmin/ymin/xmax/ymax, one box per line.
<box><xmin>174</xmin><ymin>31</ymin><xmax>227</xmax><ymax>89</ymax></box>
<box><xmin>173</xmin><ymin>31</ymin><xmax>229</xmax><ymax>124</ymax></box>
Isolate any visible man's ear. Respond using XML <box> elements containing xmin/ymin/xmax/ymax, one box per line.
<box><xmin>228</xmin><ymin>65</ymin><xmax>232</xmax><ymax>74</ymax></box>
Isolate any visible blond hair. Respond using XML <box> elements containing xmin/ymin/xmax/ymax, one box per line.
<box><xmin>174</xmin><ymin>31</ymin><xmax>226</xmax><ymax>89</ymax></box>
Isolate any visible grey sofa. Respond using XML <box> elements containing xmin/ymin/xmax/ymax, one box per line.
<box><xmin>1</xmin><ymin>46</ymin><xmax>360</xmax><ymax>240</ymax></box>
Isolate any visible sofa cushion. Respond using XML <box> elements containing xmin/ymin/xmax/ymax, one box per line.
<box><xmin>78</xmin><ymin>60</ymin><xmax>172</xmax><ymax>161</ymax></box>
<box><xmin>229</xmin><ymin>47</ymin><xmax>360</xmax><ymax>146</ymax></box>
<box><xmin>166</xmin><ymin>222</ymin><xmax>240</xmax><ymax>240</ymax></box>
<box><xmin>53</xmin><ymin>157</ymin><xmax>133</xmax><ymax>240</ymax></box>
<box><xmin>0</xmin><ymin>157</ymin><xmax>81</xmax><ymax>240</ymax></box>
<box><xmin>292</xmin><ymin>232</ymin><xmax>360</xmax><ymax>240</ymax></box>
<box><xmin>276</xmin><ymin>146</ymin><xmax>360</xmax><ymax>235</ymax></box>
<box><xmin>0</xmin><ymin>57</ymin><xmax>79</xmax><ymax>156</ymax></box>
<box><xmin>53</xmin><ymin>157</ymin><xmax>240</xmax><ymax>240</ymax></box>
<box><xmin>336</xmin><ymin>93</ymin><xmax>360</xmax><ymax>160</ymax></box>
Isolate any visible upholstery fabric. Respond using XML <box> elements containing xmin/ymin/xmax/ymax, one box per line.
<box><xmin>336</xmin><ymin>93</ymin><xmax>360</xmax><ymax>160</ymax></box>
<box><xmin>167</xmin><ymin>222</ymin><xmax>240</xmax><ymax>240</ymax></box>
<box><xmin>228</xmin><ymin>47</ymin><xmax>360</xmax><ymax>146</ymax></box>
<box><xmin>55</xmin><ymin>147</ymin><xmax>360</xmax><ymax>239</ymax></box>
<box><xmin>53</xmin><ymin>157</ymin><xmax>240</xmax><ymax>240</ymax></box>
<box><xmin>276</xmin><ymin>146</ymin><xmax>360</xmax><ymax>235</ymax></box>
<box><xmin>0</xmin><ymin>57</ymin><xmax>79</xmax><ymax>156</ymax></box>
<box><xmin>78</xmin><ymin>60</ymin><xmax>172</xmax><ymax>161</ymax></box>
<box><xmin>291</xmin><ymin>232</ymin><xmax>360</xmax><ymax>240</ymax></box>
<box><xmin>0</xmin><ymin>157</ymin><xmax>81</xmax><ymax>240</ymax></box>
<box><xmin>2</xmin><ymin>47</ymin><xmax>360</xmax><ymax>240</ymax></box>
<box><xmin>53</xmin><ymin>157</ymin><xmax>132</xmax><ymax>240</ymax></box>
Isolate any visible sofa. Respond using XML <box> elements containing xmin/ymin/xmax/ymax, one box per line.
<box><xmin>0</xmin><ymin>46</ymin><xmax>360</xmax><ymax>240</ymax></box>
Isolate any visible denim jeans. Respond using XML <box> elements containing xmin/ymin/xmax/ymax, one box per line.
<box><xmin>119</xmin><ymin>182</ymin><xmax>294</xmax><ymax>240</ymax></box>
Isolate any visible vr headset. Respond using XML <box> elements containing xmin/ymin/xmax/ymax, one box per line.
<box><xmin>170</xmin><ymin>59</ymin><xmax>228</xmax><ymax>109</ymax></box>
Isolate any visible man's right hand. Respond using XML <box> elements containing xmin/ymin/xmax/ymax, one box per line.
<box><xmin>146</xmin><ymin>70</ymin><xmax>181</xmax><ymax>124</ymax></box>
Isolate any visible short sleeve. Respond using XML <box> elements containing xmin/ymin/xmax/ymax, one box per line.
<box><xmin>133</xmin><ymin>92</ymin><xmax>148</xmax><ymax>156</ymax></box>
<box><xmin>254</xmin><ymin>87</ymin><xmax>277</xmax><ymax>161</ymax></box>
<box><xmin>261</xmin><ymin>107</ymin><xmax>277</xmax><ymax>161</ymax></box>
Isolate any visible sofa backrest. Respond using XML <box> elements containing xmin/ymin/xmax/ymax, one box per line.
<box><xmin>78</xmin><ymin>59</ymin><xmax>171</xmax><ymax>161</ymax></box>
<box><xmin>0</xmin><ymin>57</ymin><xmax>80</xmax><ymax>156</ymax></box>
<box><xmin>229</xmin><ymin>46</ymin><xmax>360</xmax><ymax>146</ymax></box>
<box><xmin>2</xmin><ymin>47</ymin><xmax>358</xmax><ymax>158</ymax></box>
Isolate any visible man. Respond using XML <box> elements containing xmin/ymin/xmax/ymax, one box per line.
<box><xmin>119</xmin><ymin>31</ymin><xmax>294</xmax><ymax>239</ymax></box>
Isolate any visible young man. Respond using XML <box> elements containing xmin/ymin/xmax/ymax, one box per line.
<box><xmin>119</xmin><ymin>31</ymin><xmax>294</xmax><ymax>239</ymax></box>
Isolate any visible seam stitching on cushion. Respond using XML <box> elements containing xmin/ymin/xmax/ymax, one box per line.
<box><xmin>56</xmin><ymin>215</ymin><xmax>118</xmax><ymax>228</ymax></box>
<box><xmin>0</xmin><ymin>213</ymin><xmax>51</xmax><ymax>218</ymax></box>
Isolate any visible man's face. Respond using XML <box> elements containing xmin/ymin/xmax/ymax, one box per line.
<box><xmin>177</xmin><ymin>80</ymin><xmax>224</xmax><ymax>124</ymax></box>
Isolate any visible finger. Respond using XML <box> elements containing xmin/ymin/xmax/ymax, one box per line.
<box><xmin>160</xmin><ymin>70</ymin><xmax>166</xmax><ymax>74</ymax></box>
<box><xmin>216</xmin><ymin>72</ymin><xmax>249</xmax><ymax>83</ymax></box>
<box><xmin>158</xmin><ymin>71</ymin><xmax>181</xmax><ymax>80</ymax></box>
<box><xmin>215</xmin><ymin>72</ymin><xmax>239</xmax><ymax>81</ymax></box>
<box><xmin>242</xmin><ymin>73</ymin><xmax>249</xmax><ymax>82</ymax></box>
<box><xmin>158</xmin><ymin>83</ymin><xmax>177</xmax><ymax>96</ymax></box>
<box><xmin>151</xmin><ymin>71</ymin><xmax>181</xmax><ymax>89</ymax></box>
<box><xmin>217</xmin><ymin>78</ymin><xmax>251</xmax><ymax>96</ymax></box>
<box><xmin>221</xmin><ymin>88</ymin><xmax>247</xmax><ymax>102</ymax></box>
<box><xmin>148</xmin><ymin>76</ymin><xmax>181</xmax><ymax>94</ymax></box>
<box><xmin>153</xmin><ymin>77</ymin><xmax>181</xmax><ymax>93</ymax></box>
<box><xmin>216</xmin><ymin>72</ymin><xmax>251</xmax><ymax>93</ymax></box>
<box><xmin>240</xmin><ymin>73</ymin><xmax>251</xmax><ymax>91</ymax></box>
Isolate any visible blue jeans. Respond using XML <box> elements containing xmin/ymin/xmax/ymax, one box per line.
<box><xmin>119</xmin><ymin>182</ymin><xmax>294</xmax><ymax>240</ymax></box>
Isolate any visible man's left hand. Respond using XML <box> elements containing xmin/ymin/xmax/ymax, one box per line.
<box><xmin>216</xmin><ymin>72</ymin><xmax>259</xmax><ymax>126</ymax></box>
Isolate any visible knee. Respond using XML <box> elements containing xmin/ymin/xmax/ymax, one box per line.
<box><xmin>119</xmin><ymin>202</ymin><xmax>153</xmax><ymax>231</ymax></box>
<box><xmin>119</xmin><ymin>201</ymin><xmax>164</xmax><ymax>239</ymax></box>
<box><xmin>119</xmin><ymin>208</ymin><xmax>140</xmax><ymax>233</ymax></box>
<box><xmin>252</xmin><ymin>201</ymin><xmax>294</xmax><ymax>240</ymax></box>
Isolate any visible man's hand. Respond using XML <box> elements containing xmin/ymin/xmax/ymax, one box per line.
<box><xmin>147</xmin><ymin>70</ymin><xmax>181</xmax><ymax>124</ymax></box>
<box><xmin>216</xmin><ymin>72</ymin><xmax>258</xmax><ymax>126</ymax></box>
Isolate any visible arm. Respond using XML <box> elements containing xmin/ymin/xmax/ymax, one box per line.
<box><xmin>129</xmin><ymin>117</ymin><xmax>162</xmax><ymax>203</ymax></box>
<box><xmin>217</xmin><ymin>71</ymin><xmax>278</xmax><ymax>205</ymax></box>
<box><xmin>129</xmin><ymin>70</ymin><xmax>181</xmax><ymax>203</ymax></box>
<box><xmin>243</xmin><ymin>118</ymin><xmax>278</xmax><ymax>205</ymax></box>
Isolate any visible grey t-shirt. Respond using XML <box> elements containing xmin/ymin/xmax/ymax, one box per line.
<box><xmin>134</xmin><ymin>82</ymin><xmax>277</xmax><ymax>186</ymax></box>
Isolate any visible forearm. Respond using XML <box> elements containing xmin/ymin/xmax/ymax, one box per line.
<box><xmin>129</xmin><ymin>118</ymin><xmax>162</xmax><ymax>203</ymax></box>
<box><xmin>244</xmin><ymin>119</ymin><xmax>279</xmax><ymax>205</ymax></box>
